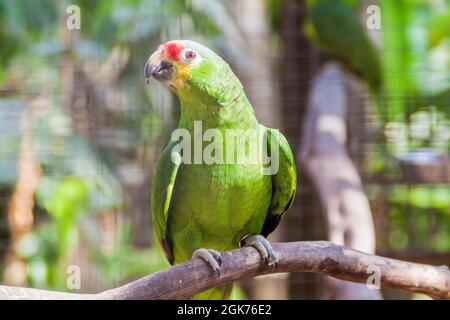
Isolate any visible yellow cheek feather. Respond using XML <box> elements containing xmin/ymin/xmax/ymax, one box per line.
<box><xmin>172</xmin><ymin>63</ymin><xmax>192</xmax><ymax>89</ymax></box>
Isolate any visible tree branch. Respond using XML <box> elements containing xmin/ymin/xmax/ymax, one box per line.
<box><xmin>1</xmin><ymin>241</ymin><xmax>449</xmax><ymax>300</ymax></box>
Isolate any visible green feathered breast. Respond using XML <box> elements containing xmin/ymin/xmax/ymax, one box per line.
<box><xmin>151</xmin><ymin>127</ymin><xmax>296</xmax><ymax>265</ymax></box>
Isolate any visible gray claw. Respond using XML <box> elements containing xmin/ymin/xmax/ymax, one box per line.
<box><xmin>241</xmin><ymin>235</ymin><xmax>279</xmax><ymax>267</ymax></box>
<box><xmin>209</xmin><ymin>249</ymin><xmax>223</xmax><ymax>266</ymax></box>
<box><xmin>193</xmin><ymin>248</ymin><xmax>222</xmax><ymax>277</ymax></box>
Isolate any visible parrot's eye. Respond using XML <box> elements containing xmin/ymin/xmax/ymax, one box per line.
<box><xmin>180</xmin><ymin>49</ymin><xmax>201</xmax><ymax>65</ymax></box>
<box><xmin>185</xmin><ymin>50</ymin><xmax>196</xmax><ymax>60</ymax></box>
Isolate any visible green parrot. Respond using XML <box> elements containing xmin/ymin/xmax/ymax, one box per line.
<box><xmin>145</xmin><ymin>40</ymin><xmax>296</xmax><ymax>299</ymax></box>
<box><xmin>304</xmin><ymin>0</ymin><xmax>382</xmax><ymax>93</ymax></box>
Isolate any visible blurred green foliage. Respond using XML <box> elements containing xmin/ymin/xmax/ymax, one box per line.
<box><xmin>0</xmin><ymin>0</ymin><xmax>239</xmax><ymax>291</ymax></box>
<box><xmin>382</xmin><ymin>0</ymin><xmax>450</xmax><ymax>119</ymax></box>
<box><xmin>361</xmin><ymin>1</ymin><xmax>449</xmax><ymax>255</ymax></box>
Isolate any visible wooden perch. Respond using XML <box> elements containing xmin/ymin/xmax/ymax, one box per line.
<box><xmin>0</xmin><ymin>241</ymin><xmax>449</xmax><ymax>300</ymax></box>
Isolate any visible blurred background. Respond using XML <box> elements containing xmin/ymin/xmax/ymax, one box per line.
<box><xmin>0</xmin><ymin>0</ymin><xmax>448</xmax><ymax>299</ymax></box>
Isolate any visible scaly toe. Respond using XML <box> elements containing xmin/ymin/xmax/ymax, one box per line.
<box><xmin>241</xmin><ymin>235</ymin><xmax>279</xmax><ymax>267</ymax></box>
<box><xmin>192</xmin><ymin>248</ymin><xmax>222</xmax><ymax>277</ymax></box>
<box><xmin>261</xmin><ymin>238</ymin><xmax>279</xmax><ymax>267</ymax></box>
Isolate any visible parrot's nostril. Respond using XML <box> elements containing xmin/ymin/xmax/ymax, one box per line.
<box><xmin>157</xmin><ymin>60</ymin><xmax>173</xmax><ymax>73</ymax></box>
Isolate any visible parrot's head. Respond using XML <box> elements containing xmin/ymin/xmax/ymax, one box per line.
<box><xmin>144</xmin><ymin>40</ymin><xmax>243</xmax><ymax>105</ymax></box>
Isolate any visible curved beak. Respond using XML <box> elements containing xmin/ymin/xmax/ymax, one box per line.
<box><xmin>144</xmin><ymin>51</ymin><xmax>174</xmax><ymax>84</ymax></box>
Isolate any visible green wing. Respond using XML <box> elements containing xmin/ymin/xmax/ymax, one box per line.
<box><xmin>151</xmin><ymin>141</ymin><xmax>181</xmax><ymax>264</ymax></box>
<box><xmin>262</xmin><ymin>128</ymin><xmax>297</xmax><ymax>237</ymax></box>
<box><xmin>304</xmin><ymin>0</ymin><xmax>381</xmax><ymax>92</ymax></box>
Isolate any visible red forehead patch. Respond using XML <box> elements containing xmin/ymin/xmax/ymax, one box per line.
<box><xmin>163</xmin><ymin>42</ymin><xmax>183</xmax><ymax>61</ymax></box>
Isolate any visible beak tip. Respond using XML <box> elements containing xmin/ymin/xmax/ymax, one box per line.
<box><xmin>144</xmin><ymin>62</ymin><xmax>154</xmax><ymax>81</ymax></box>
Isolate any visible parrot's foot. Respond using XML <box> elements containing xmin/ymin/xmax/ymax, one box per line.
<box><xmin>240</xmin><ymin>235</ymin><xmax>279</xmax><ymax>268</ymax></box>
<box><xmin>192</xmin><ymin>248</ymin><xmax>223</xmax><ymax>277</ymax></box>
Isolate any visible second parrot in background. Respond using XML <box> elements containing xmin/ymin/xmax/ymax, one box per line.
<box><xmin>304</xmin><ymin>0</ymin><xmax>382</xmax><ymax>93</ymax></box>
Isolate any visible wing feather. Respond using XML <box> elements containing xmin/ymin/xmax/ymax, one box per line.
<box><xmin>151</xmin><ymin>142</ymin><xmax>181</xmax><ymax>264</ymax></box>
<box><xmin>261</xmin><ymin>128</ymin><xmax>297</xmax><ymax>237</ymax></box>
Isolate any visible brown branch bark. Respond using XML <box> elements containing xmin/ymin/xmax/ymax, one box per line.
<box><xmin>0</xmin><ymin>241</ymin><xmax>449</xmax><ymax>300</ymax></box>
